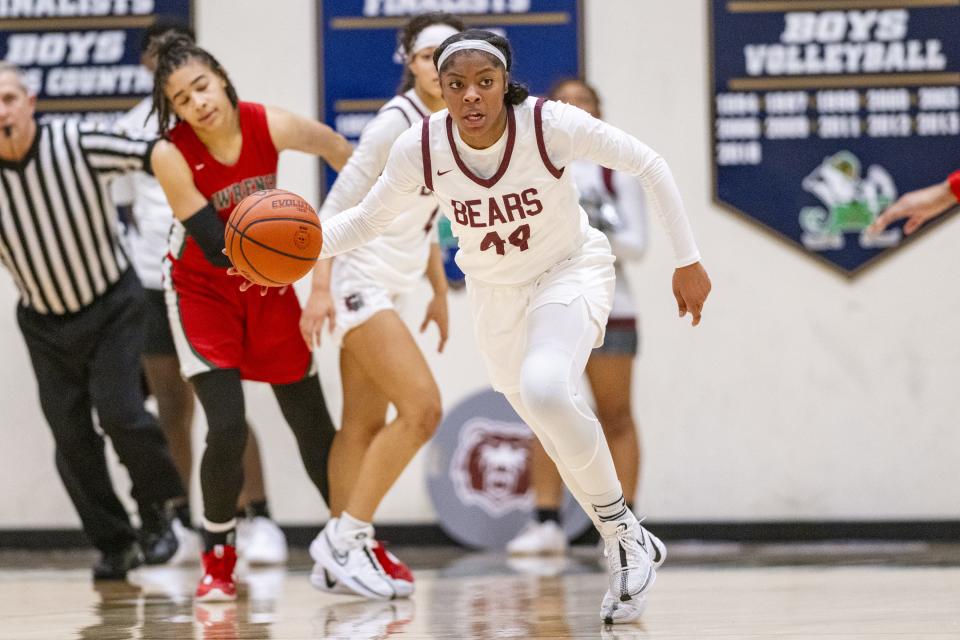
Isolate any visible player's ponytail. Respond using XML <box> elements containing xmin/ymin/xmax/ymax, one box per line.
<box><xmin>149</xmin><ymin>34</ymin><xmax>239</xmax><ymax>137</ymax></box>
<box><xmin>433</xmin><ymin>30</ymin><xmax>529</xmax><ymax>106</ymax></box>
<box><xmin>396</xmin><ymin>12</ymin><xmax>465</xmax><ymax>93</ymax></box>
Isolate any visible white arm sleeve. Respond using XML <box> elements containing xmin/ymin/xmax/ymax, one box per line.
<box><xmin>320</xmin><ymin>125</ymin><xmax>428</xmax><ymax>257</ymax></box>
<box><xmin>544</xmin><ymin>101</ymin><xmax>701</xmax><ymax>267</ymax></box>
<box><xmin>318</xmin><ymin>108</ymin><xmax>412</xmax><ymax>221</ymax></box>
<box><xmin>609</xmin><ymin>172</ymin><xmax>647</xmax><ymax>260</ymax></box>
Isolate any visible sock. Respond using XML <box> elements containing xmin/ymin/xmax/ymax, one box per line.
<box><xmin>536</xmin><ymin>508</ymin><xmax>560</xmax><ymax>524</ymax></box>
<box><xmin>338</xmin><ymin>511</ymin><xmax>371</xmax><ymax>533</ymax></box>
<box><xmin>203</xmin><ymin>518</ymin><xmax>237</xmax><ymax>552</ymax></box>
<box><xmin>591</xmin><ymin>491</ymin><xmax>637</xmax><ymax>535</ymax></box>
<box><xmin>247</xmin><ymin>499</ymin><xmax>271</xmax><ymax>520</ymax></box>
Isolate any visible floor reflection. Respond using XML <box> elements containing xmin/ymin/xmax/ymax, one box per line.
<box><xmin>2</xmin><ymin>546</ymin><xmax>958</xmax><ymax>639</ymax></box>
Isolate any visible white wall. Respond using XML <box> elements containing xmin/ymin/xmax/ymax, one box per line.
<box><xmin>1</xmin><ymin>0</ymin><xmax>957</xmax><ymax>530</ymax></box>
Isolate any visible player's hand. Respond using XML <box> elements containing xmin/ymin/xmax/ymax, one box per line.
<box><xmin>420</xmin><ymin>294</ymin><xmax>449</xmax><ymax>353</ymax></box>
<box><xmin>673</xmin><ymin>262</ymin><xmax>711</xmax><ymax>327</ymax></box>
<box><xmin>225</xmin><ymin>267</ymin><xmax>284</xmax><ymax>297</ymax></box>
<box><xmin>301</xmin><ymin>289</ymin><xmax>336</xmax><ymax>349</ymax></box>
<box><xmin>868</xmin><ymin>180</ymin><xmax>957</xmax><ymax>236</ymax></box>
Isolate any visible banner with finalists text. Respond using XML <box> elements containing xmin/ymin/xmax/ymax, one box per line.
<box><xmin>0</xmin><ymin>0</ymin><xmax>192</xmax><ymax>124</ymax></box>
<box><xmin>710</xmin><ymin>0</ymin><xmax>960</xmax><ymax>275</ymax></box>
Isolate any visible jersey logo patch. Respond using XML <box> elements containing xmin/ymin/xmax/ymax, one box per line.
<box><xmin>437</xmin><ymin>168</ymin><xmax>453</xmax><ymax>176</ymax></box>
<box><xmin>344</xmin><ymin>293</ymin><xmax>364</xmax><ymax>312</ymax></box>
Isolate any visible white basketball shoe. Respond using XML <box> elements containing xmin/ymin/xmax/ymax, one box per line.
<box><xmin>506</xmin><ymin>520</ymin><xmax>568</xmax><ymax>555</ymax></box>
<box><xmin>166</xmin><ymin>519</ymin><xmax>202</xmax><ymax>566</ymax></box>
<box><xmin>237</xmin><ymin>516</ymin><xmax>288</xmax><ymax>565</ymax></box>
<box><xmin>309</xmin><ymin>518</ymin><xmax>397</xmax><ymax>600</ymax></box>
<box><xmin>599</xmin><ymin>519</ymin><xmax>659</xmax><ymax>624</ymax></box>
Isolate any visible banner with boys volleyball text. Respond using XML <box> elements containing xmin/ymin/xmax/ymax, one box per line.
<box><xmin>710</xmin><ymin>0</ymin><xmax>960</xmax><ymax>275</ymax></box>
<box><xmin>0</xmin><ymin>0</ymin><xmax>193</xmax><ymax>124</ymax></box>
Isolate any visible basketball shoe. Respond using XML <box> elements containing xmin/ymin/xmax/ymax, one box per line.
<box><xmin>93</xmin><ymin>542</ymin><xmax>144</xmax><ymax>580</ymax></box>
<box><xmin>599</xmin><ymin>518</ymin><xmax>657</xmax><ymax>624</ymax></box>
<box><xmin>236</xmin><ymin>516</ymin><xmax>288</xmax><ymax>565</ymax></box>
<box><xmin>166</xmin><ymin>519</ymin><xmax>202</xmax><ymax>566</ymax></box>
<box><xmin>312</xmin><ymin>539</ymin><xmax>414</xmax><ymax>597</ymax></box>
<box><xmin>309</xmin><ymin>518</ymin><xmax>397</xmax><ymax>600</ymax></box>
<box><xmin>506</xmin><ymin>520</ymin><xmax>568</xmax><ymax>555</ymax></box>
<box><xmin>196</xmin><ymin>545</ymin><xmax>237</xmax><ymax>602</ymax></box>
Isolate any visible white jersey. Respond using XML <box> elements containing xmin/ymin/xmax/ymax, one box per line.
<box><xmin>320</xmin><ymin>97</ymin><xmax>700</xmax><ymax>285</ymax></box>
<box><xmin>568</xmin><ymin>160</ymin><xmax>647</xmax><ymax>318</ymax></box>
<box><xmin>320</xmin><ymin>89</ymin><xmax>438</xmax><ymax>294</ymax></box>
<box><xmin>111</xmin><ymin>97</ymin><xmax>171</xmax><ymax>291</ymax></box>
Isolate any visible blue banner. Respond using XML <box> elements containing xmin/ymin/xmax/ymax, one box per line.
<box><xmin>0</xmin><ymin>0</ymin><xmax>193</xmax><ymax>124</ymax></box>
<box><xmin>710</xmin><ymin>0</ymin><xmax>960</xmax><ymax>275</ymax></box>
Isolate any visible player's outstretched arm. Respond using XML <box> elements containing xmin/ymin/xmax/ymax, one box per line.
<box><xmin>266</xmin><ymin>105</ymin><xmax>352</xmax><ymax>171</ymax></box>
<box><xmin>868</xmin><ymin>172</ymin><xmax>960</xmax><ymax>236</ymax></box>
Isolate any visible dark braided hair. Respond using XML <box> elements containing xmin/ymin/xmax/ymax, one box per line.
<box><xmin>396</xmin><ymin>12</ymin><xmax>464</xmax><ymax>93</ymax></box>
<box><xmin>148</xmin><ymin>34</ymin><xmax>239</xmax><ymax>137</ymax></box>
<box><xmin>433</xmin><ymin>29</ymin><xmax>529</xmax><ymax>106</ymax></box>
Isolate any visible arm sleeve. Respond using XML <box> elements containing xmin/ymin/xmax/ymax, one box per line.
<box><xmin>78</xmin><ymin>120</ymin><xmax>155</xmax><ymax>175</ymax></box>
<box><xmin>320</xmin><ymin>126</ymin><xmax>429</xmax><ymax>257</ymax></box>
<box><xmin>319</xmin><ymin>109</ymin><xmax>412</xmax><ymax>221</ymax></box>
<box><xmin>608</xmin><ymin>172</ymin><xmax>647</xmax><ymax>260</ymax></box>
<box><xmin>543</xmin><ymin>101</ymin><xmax>700</xmax><ymax>267</ymax></box>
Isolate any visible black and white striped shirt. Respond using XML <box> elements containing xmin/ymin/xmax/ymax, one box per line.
<box><xmin>0</xmin><ymin>118</ymin><xmax>152</xmax><ymax>315</ymax></box>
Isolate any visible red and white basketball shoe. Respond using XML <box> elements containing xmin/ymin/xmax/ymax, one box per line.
<box><xmin>196</xmin><ymin>545</ymin><xmax>237</xmax><ymax>602</ymax></box>
<box><xmin>371</xmin><ymin>540</ymin><xmax>414</xmax><ymax>597</ymax></box>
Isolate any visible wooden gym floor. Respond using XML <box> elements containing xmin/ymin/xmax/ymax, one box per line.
<box><xmin>1</xmin><ymin>542</ymin><xmax>958</xmax><ymax>639</ymax></box>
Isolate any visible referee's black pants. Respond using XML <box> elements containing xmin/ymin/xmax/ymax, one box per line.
<box><xmin>17</xmin><ymin>269</ymin><xmax>186</xmax><ymax>553</ymax></box>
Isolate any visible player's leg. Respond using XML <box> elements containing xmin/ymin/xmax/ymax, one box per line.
<box><xmin>191</xmin><ymin>367</ymin><xmax>246</xmax><ymax>601</ymax></box>
<box><xmin>309</xmin><ymin>347</ymin><xmax>389</xmax><ymax>595</ymax></box>
<box><xmin>585</xmin><ymin>350</ymin><xmax>640</xmax><ymax>508</ymax></box>
<box><xmin>311</xmin><ymin>309</ymin><xmax>440</xmax><ymax>600</ymax></box>
<box><xmin>328</xmin><ymin>347</ymin><xmax>390</xmax><ymax>517</ymax></box>
<box><xmin>512</xmin><ymin>298</ymin><xmax>661</xmax><ymax>623</ymax></box>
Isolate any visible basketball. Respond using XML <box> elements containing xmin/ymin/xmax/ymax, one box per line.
<box><xmin>224</xmin><ymin>189</ymin><xmax>322</xmax><ymax>287</ymax></box>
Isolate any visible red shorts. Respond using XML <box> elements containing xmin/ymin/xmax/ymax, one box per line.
<box><xmin>164</xmin><ymin>258</ymin><xmax>311</xmax><ymax>384</ymax></box>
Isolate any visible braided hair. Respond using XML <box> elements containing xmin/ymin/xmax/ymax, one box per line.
<box><xmin>397</xmin><ymin>12</ymin><xmax>465</xmax><ymax>93</ymax></box>
<box><xmin>148</xmin><ymin>34</ymin><xmax>239</xmax><ymax>137</ymax></box>
<box><xmin>433</xmin><ymin>29</ymin><xmax>529</xmax><ymax>106</ymax></box>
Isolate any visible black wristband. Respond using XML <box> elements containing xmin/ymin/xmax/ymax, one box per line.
<box><xmin>183</xmin><ymin>203</ymin><xmax>231</xmax><ymax>268</ymax></box>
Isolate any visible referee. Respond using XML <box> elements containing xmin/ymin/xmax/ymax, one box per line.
<box><xmin>0</xmin><ymin>62</ymin><xmax>186</xmax><ymax>579</ymax></box>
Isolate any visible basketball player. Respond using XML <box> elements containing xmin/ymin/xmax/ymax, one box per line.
<box><xmin>508</xmin><ymin>78</ymin><xmax>648</xmax><ymax>556</ymax></box>
<box><xmin>112</xmin><ymin>21</ymin><xmax>288</xmax><ymax>567</ymax></box>
<box><xmin>868</xmin><ymin>169</ymin><xmax>960</xmax><ymax>235</ymax></box>
<box><xmin>149</xmin><ymin>35</ymin><xmax>350</xmax><ymax>601</ymax></box>
<box><xmin>300</xmin><ymin>12</ymin><xmax>464</xmax><ymax>599</ymax></box>
<box><xmin>314</xmin><ymin>31</ymin><xmax>711</xmax><ymax>623</ymax></box>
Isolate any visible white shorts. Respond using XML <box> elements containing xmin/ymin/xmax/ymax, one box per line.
<box><xmin>466</xmin><ymin>228</ymin><xmax>615</xmax><ymax>394</ymax></box>
<box><xmin>330</xmin><ymin>261</ymin><xmax>406</xmax><ymax>347</ymax></box>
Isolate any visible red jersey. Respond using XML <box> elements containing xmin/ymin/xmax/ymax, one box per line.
<box><xmin>161</xmin><ymin>101</ymin><xmax>311</xmax><ymax>384</ymax></box>
<box><xmin>167</xmin><ymin>101</ymin><xmax>279</xmax><ymax>273</ymax></box>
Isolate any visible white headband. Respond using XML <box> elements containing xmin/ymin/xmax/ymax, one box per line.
<box><xmin>411</xmin><ymin>24</ymin><xmax>459</xmax><ymax>56</ymax></box>
<box><xmin>436</xmin><ymin>39</ymin><xmax>507</xmax><ymax>72</ymax></box>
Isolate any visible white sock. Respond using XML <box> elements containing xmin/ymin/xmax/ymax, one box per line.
<box><xmin>338</xmin><ymin>511</ymin><xmax>371</xmax><ymax>533</ymax></box>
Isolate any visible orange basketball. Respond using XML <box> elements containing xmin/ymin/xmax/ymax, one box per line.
<box><xmin>224</xmin><ymin>189</ymin><xmax>322</xmax><ymax>287</ymax></box>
